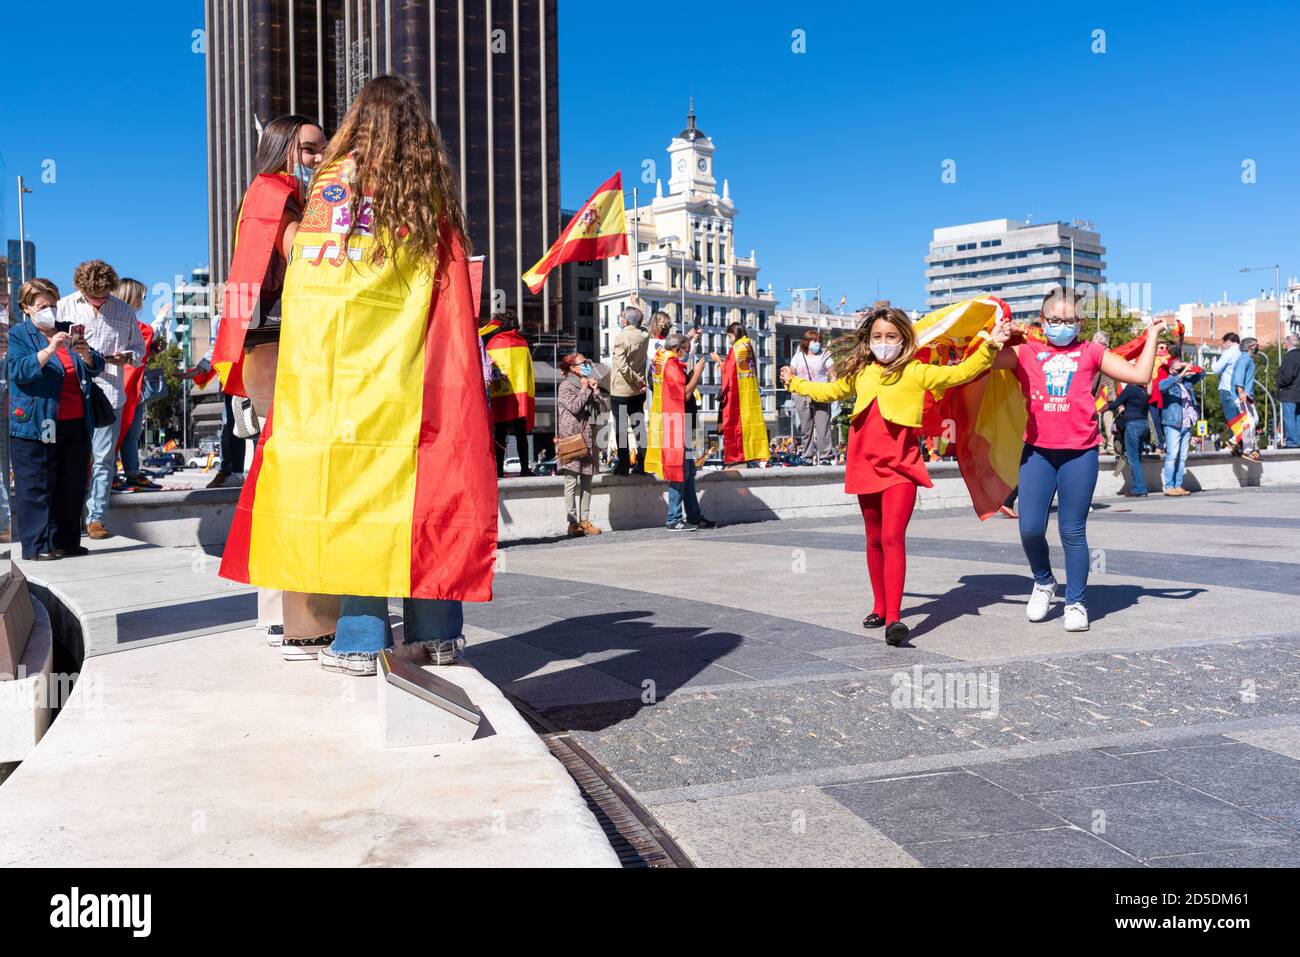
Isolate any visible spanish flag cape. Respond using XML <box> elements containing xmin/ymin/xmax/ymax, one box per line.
<box><xmin>644</xmin><ymin>348</ymin><xmax>686</xmax><ymax>481</ymax></box>
<box><xmin>212</xmin><ymin>172</ymin><xmax>299</xmax><ymax>396</ymax></box>
<box><xmin>115</xmin><ymin>321</ymin><xmax>153</xmax><ymax>451</ymax></box>
<box><xmin>719</xmin><ymin>336</ymin><xmax>769</xmax><ymax>464</ymax></box>
<box><xmin>486</xmin><ymin>329</ymin><xmax>536</xmax><ymax>429</ymax></box>
<box><xmin>913</xmin><ymin>298</ymin><xmax>1023</xmax><ymax>520</ymax></box>
<box><xmin>220</xmin><ymin>160</ymin><xmax>497</xmax><ymax>601</ymax></box>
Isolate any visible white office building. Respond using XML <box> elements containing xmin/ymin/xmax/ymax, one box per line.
<box><xmin>594</xmin><ymin>106</ymin><xmax>779</xmax><ymax>424</ymax></box>
<box><xmin>925</xmin><ymin>219</ymin><xmax>1106</xmax><ymax>324</ymax></box>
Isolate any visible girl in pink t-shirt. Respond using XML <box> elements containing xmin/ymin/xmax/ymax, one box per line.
<box><xmin>992</xmin><ymin>292</ymin><xmax>1165</xmax><ymax>632</ymax></box>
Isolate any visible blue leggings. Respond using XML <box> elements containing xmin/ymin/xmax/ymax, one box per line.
<box><xmin>1017</xmin><ymin>445</ymin><xmax>1099</xmax><ymax>606</ymax></box>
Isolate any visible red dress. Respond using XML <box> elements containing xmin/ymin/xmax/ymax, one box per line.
<box><xmin>844</xmin><ymin>400</ymin><xmax>932</xmax><ymax>495</ymax></box>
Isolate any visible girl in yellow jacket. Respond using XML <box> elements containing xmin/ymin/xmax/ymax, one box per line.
<box><xmin>781</xmin><ymin>306</ymin><xmax>1010</xmax><ymax>647</ymax></box>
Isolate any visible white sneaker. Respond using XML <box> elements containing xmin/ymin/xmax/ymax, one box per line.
<box><xmin>1026</xmin><ymin>578</ymin><xmax>1057</xmax><ymax>622</ymax></box>
<box><xmin>1063</xmin><ymin>603</ymin><xmax>1090</xmax><ymax>632</ymax></box>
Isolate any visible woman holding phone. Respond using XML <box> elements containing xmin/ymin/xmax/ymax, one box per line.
<box><xmin>7</xmin><ymin>278</ymin><xmax>105</xmax><ymax>560</ymax></box>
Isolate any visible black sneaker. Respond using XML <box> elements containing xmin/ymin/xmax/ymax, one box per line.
<box><xmin>667</xmin><ymin>521</ymin><xmax>699</xmax><ymax>531</ymax></box>
<box><xmin>282</xmin><ymin>634</ymin><xmax>333</xmax><ymax>661</ymax></box>
<box><xmin>54</xmin><ymin>546</ymin><xmax>90</xmax><ymax>557</ymax></box>
<box><xmin>693</xmin><ymin>517</ymin><xmax>720</xmax><ymax>529</ymax></box>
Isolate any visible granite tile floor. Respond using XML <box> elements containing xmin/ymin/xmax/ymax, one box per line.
<box><xmin>466</xmin><ymin>485</ymin><xmax>1300</xmax><ymax>867</ymax></box>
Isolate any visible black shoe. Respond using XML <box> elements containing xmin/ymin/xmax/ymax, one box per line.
<box><xmin>54</xmin><ymin>546</ymin><xmax>90</xmax><ymax>557</ymax></box>
<box><xmin>862</xmin><ymin>613</ymin><xmax>885</xmax><ymax>629</ymax></box>
<box><xmin>32</xmin><ymin>552</ymin><xmax>60</xmax><ymax>561</ymax></box>
<box><xmin>885</xmin><ymin>621</ymin><xmax>910</xmax><ymax>647</ymax></box>
<box><xmin>666</xmin><ymin>521</ymin><xmax>699</xmax><ymax>532</ymax></box>
<box><xmin>694</xmin><ymin>517</ymin><xmax>719</xmax><ymax>529</ymax></box>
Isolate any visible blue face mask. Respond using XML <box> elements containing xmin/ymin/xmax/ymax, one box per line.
<box><xmin>293</xmin><ymin>163</ymin><xmax>315</xmax><ymax>195</ymax></box>
<box><xmin>1045</xmin><ymin>323</ymin><xmax>1079</xmax><ymax>347</ymax></box>
<box><xmin>809</xmin><ymin>342</ymin><xmax>822</xmax><ymax>355</ymax></box>
<box><xmin>580</xmin><ymin>362</ymin><xmax>593</xmax><ymax>376</ymax></box>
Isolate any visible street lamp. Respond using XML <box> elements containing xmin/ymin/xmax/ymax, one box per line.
<box><xmin>16</xmin><ymin>176</ymin><xmax>32</xmax><ymax>283</ymax></box>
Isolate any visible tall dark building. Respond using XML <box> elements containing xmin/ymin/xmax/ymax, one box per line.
<box><xmin>205</xmin><ymin>0</ymin><xmax>560</xmax><ymax>328</ymax></box>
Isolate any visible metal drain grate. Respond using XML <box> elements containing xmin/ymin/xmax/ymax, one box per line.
<box><xmin>508</xmin><ymin>695</ymin><xmax>693</xmax><ymax>868</ymax></box>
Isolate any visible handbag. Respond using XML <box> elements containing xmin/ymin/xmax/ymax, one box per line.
<box><xmin>231</xmin><ymin>396</ymin><xmax>260</xmax><ymax>440</ymax></box>
<box><xmin>556</xmin><ymin>432</ymin><xmax>589</xmax><ymax>465</ymax></box>
<box><xmin>88</xmin><ymin>381</ymin><xmax>116</xmax><ymax>429</ymax></box>
<box><xmin>140</xmin><ymin>368</ymin><xmax>168</xmax><ymax>404</ymax></box>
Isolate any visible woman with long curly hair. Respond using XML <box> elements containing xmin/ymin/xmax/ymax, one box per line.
<box><xmin>221</xmin><ymin>75</ymin><xmax>498</xmax><ymax>677</ymax></box>
<box><xmin>782</xmin><ymin>307</ymin><xmax>1010</xmax><ymax>647</ymax></box>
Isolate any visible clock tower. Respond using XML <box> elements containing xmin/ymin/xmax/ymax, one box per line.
<box><xmin>666</xmin><ymin>101</ymin><xmax>717</xmax><ymax>197</ymax></box>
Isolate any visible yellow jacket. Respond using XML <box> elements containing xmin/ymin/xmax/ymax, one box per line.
<box><xmin>790</xmin><ymin>338</ymin><xmax>999</xmax><ymax>428</ymax></box>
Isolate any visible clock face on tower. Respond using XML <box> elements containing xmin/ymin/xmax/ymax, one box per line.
<box><xmin>697</xmin><ymin>158</ymin><xmax>708</xmax><ymax>172</ymax></box>
<box><xmin>676</xmin><ymin>158</ymin><xmax>686</xmax><ymax>171</ymax></box>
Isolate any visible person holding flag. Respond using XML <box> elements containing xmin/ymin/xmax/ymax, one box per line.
<box><xmin>648</xmin><ymin>333</ymin><xmax>718</xmax><ymax>531</ymax></box>
<box><xmin>991</xmin><ymin>289</ymin><xmax>1166</xmax><ymax>633</ymax></box>
<box><xmin>485</xmin><ymin>310</ymin><xmax>536</xmax><ymax>476</ymax></box>
<box><xmin>1157</xmin><ymin>355</ymin><xmax>1205</xmax><ymax>495</ymax></box>
<box><xmin>221</xmin><ymin>74</ymin><xmax>497</xmax><ymax>676</ymax></box>
<box><xmin>713</xmin><ymin>323</ymin><xmax>770</xmax><ymax>467</ymax></box>
<box><xmin>782</xmin><ymin>305</ymin><xmax>1011</xmax><ymax>647</ymax></box>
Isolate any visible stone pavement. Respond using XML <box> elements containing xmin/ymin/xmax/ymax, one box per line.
<box><xmin>467</xmin><ymin>484</ymin><xmax>1300</xmax><ymax>867</ymax></box>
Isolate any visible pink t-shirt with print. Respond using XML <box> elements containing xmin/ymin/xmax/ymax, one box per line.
<box><xmin>1014</xmin><ymin>339</ymin><xmax>1106</xmax><ymax>450</ymax></box>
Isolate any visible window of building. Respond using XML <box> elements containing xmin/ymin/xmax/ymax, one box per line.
<box><xmin>643</xmin><ymin>269</ymin><xmax>653</xmax><ymax>283</ymax></box>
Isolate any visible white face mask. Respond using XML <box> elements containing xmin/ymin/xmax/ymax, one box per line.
<box><xmin>870</xmin><ymin>342</ymin><xmax>902</xmax><ymax>363</ymax></box>
<box><xmin>31</xmin><ymin>307</ymin><xmax>57</xmax><ymax>331</ymax></box>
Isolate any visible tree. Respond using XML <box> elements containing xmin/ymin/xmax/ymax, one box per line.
<box><xmin>144</xmin><ymin>343</ymin><xmax>185</xmax><ymax>444</ymax></box>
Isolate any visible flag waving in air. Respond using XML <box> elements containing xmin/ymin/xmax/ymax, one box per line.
<box><xmin>523</xmin><ymin>171</ymin><xmax>627</xmax><ymax>293</ymax></box>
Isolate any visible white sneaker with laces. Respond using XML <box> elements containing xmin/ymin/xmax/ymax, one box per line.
<box><xmin>1063</xmin><ymin>603</ymin><xmax>1090</xmax><ymax>632</ymax></box>
<box><xmin>1026</xmin><ymin>578</ymin><xmax>1057</xmax><ymax>622</ymax></box>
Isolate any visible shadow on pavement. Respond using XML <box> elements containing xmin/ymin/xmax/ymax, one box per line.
<box><xmin>470</xmin><ymin>610</ymin><xmax>743</xmax><ymax>732</ymax></box>
<box><xmin>903</xmin><ymin>573</ymin><xmax>1206</xmax><ymax>639</ymax></box>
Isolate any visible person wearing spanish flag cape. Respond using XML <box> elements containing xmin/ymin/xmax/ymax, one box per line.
<box><xmin>647</xmin><ymin>333</ymin><xmax>720</xmax><ymax>531</ymax></box>
<box><xmin>221</xmin><ymin>75</ymin><xmax>498</xmax><ymax>677</ymax></box>
<box><xmin>714</xmin><ymin>322</ymin><xmax>770</xmax><ymax>466</ymax></box>
<box><xmin>991</xmin><ymin>288</ymin><xmax>1166</xmax><ymax>634</ymax></box>
<box><xmin>782</xmin><ymin>306</ymin><xmax>1012</xmax><ymax>647</ymax></box>
<box><xmin>485</xmin><ymin>310</ymin><xmax>537</xmax><ymax>477</ymax></box>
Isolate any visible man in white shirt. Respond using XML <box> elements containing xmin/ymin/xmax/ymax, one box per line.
<box><xmin>1211</xmin><ymin>332</ymin><xmax>1242</xmax><ymax>432</ymax></box>
<box><xmin>57</xmin><ymin>260</ymin><xmax>145</xmax><ymax>540</ymax></box>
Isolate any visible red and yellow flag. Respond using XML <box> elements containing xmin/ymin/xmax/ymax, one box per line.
<box><xmin>522</xmin><ymin>171</ymin><xmax>627</xmax><ymax>293</ymax></box>
<box><xmin>487</xmin><ymin>329</ymin><xmax>536</xmax><ymax>430</ymax></box>
<box><xmin>220</xmin><ymin>159</ymin><xmax>497</xmax><ymax>601</ymax></box>
<box><xmin>116</xmin><ymin>321</ymin><xmax>153</xmax><ymax>452</ymax></box>
<box><xmin>644</xmin><ymin>349</ymin><xmax>686</xmax><ymax>482</ymax></box>
<box><xmin>719</xmin><ymin>336</ymin><xmax>770</xmax><ymax>464</ymax></box>
<box><xmin>212</xmin><ymin>173</ymin><xmax>298</xmax><ymax>396</ymax></box>
<box><xmin>1227</xmin><ymin>410</ymin><xmax>1251</xmax><ymax>439</ymax></box>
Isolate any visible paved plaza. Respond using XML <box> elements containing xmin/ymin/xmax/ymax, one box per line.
<box><xmin>468</xmin><ymin>484</ymin><xmax>1300</xmax><ymax>867</ymax></box>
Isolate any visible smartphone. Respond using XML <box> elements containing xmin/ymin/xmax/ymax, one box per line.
<box><xmin>70</xmin><ymin>324</ymin><xmax>86</xmax><ymax>340</ymax></box>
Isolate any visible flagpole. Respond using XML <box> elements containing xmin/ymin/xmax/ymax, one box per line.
<box><xmin>632</xmin><ymin>187</ymin><xmax>640</xmax><ymax>304</ymax></box>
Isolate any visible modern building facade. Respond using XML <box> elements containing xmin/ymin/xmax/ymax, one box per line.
<box><xmin>925</xmin><ymin>219</ymin><xmax>1106</xmax><ymax>324</ymax></box>
<box><xmin>204</xmin><ymin>0</ymin><xmax>560</xmax><ymax>329</ymax></box>
<box><xmin>5</xmin><ymin>240</ymin><xmax>36</xmax><ymax>305</ymax></box>
<box><xmin>172</xmin><ymin>267</ymin><xmax>222</xmax><ymax>446</ymax></box>
<box><xmin>1160</xmin><ymin>285</ymin><xmax>1299</xmax><ymax>351</ymax></box>
<box><xmin>593</xmin><ymin>107</ymin><xmax>779</xmax><ymax>428</ymax></box>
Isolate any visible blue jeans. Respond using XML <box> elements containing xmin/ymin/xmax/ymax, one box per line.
<box><xmin>1219</xmin><ymin>390</ymin><xmax>1239</xmax><ymax>423</ymax></box>
<box><xmin>1122</xmin><ymin>420</ymin><xmax>1149</xmax><ymax>494</ymax></box>
<box><xmin>1147</xmin><ymin>408</ymin><xmax>1164</xmax><ymax>450</ymax></box>
<box><xmin>666</xmin><ymin>456</ymin><xmax>701</xmax><ymax>526</ymax></box>
<box><xmin>1018</xmin><ymin>445</ymin><xmax>1099</xmax><ymax>606</ymax></box>
<box><xmin>1283</xmin><ymin>401</ymin><xmax>1300</xmax><ymax>448</ymax></box>
<box><xmin>1162</xmin><ymin>426</ymin><xmax>1191</xmax><ymax>488</ymax></box>
<box><xmin>331</xmin><ymin>595</ymin><xmax>464</xmax><ymax>654</ymax></box>
<box><xmin>120</xmin><ymin>403</ymin><xmax>145</xmax><ymax>477</ymax></box>
<box><xmin>85</xmin><ymin>422</ymin><xmax>118</xmax><ymax>523</ymax></box>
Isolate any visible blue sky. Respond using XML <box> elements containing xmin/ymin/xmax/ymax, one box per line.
<box><xmin>3</xmin><ymin>0</ymin><xmax>1296</xmax><ymax>314</ymax></box>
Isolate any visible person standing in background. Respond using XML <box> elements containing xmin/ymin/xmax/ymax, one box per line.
<box><xmin>1108</xmin><ymin>373</ymin><xmax>1152</xmax><ymax>497</ymax></box>
<box><xmin>790</xmin><ymin>330</ymin><xmax>836</xmax><ymax>465</ymax></box>
<box><xmin>1232</xmin><ymin>337</ymin><xmax>1261</xmax><ymax>461</ymax></box>
<box><xmin>555</xmin><ymin>352</ymin><xmax>606</xmax><ymax>537</ymax></box>
<box><xmin>486</xmin><ymin>310</ymin><xmax>536</xmax><ymax>477</ymax></box>
<box><xmin>1212</xmin><ymin>332</ymin><xmax>1242</xmax><ymax>447</ymax></box>
<box><xmin>58</xmin><ymin>260</ymin><xmax>144</xmax><ymax>541</ymax></box>
<box><xmin>111</xmin><ymin>279</ymin><xmax>163</xmax><ymax>491</ymax></box>
<box><xmin>1157</xmin><ymin>356</ymin><xmax>1205</xmax><ymax>496</ymax></box>
<box><xmin>610</xmin><ymin>305</ymin><xmax>649</xmax><ymax>474</ymax></box>
<box><xmin>1277</xmin><ymin>335</ymin><xmax>1300</xmax><ymax>448</ymax></box>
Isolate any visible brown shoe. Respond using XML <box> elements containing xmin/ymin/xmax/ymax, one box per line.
<box><xmin>87</xmin><ymin>521</ymin><xmax>111</xmax><ymax>540</ymax></box>
<box><xmin>205</xmin><ymin>471</ymin><xmax>231</xmax><ymax>489</ymax></box>
<box><xmin>579</xmin><ymin>521</ymin><xmax>602</xmax><ymax>536</ymax></box>
<box><xmin>1163</xmin><ymin>488</ymin><xmax>1180</xmax><ymax>496</ymax></box>
<box><xmin>566</xmin><ymin>521</ymin><xmax>584</xmax><ymax>538</ymax></box>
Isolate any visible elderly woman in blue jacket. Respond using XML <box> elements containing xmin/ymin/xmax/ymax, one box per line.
<box><xmin>1157</xmin><ymin>356</ymin><xmax>1206</xmax><ymax>496</ymax></box>
<box><xmin>8</xmin><ymin>278</ymin><xmax>105</xmax><ymax>560</ymax></box>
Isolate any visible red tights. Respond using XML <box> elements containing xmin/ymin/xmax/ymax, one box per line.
<box><xmin>857</xmin><ymin>482</ymin><xmax>918</xmax><ymax>624</ymax></box>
